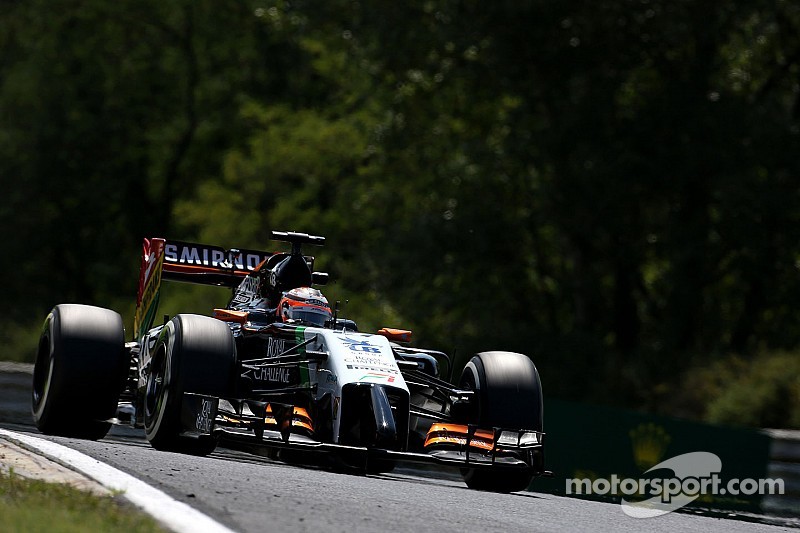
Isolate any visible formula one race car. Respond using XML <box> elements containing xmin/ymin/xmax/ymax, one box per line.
<box><xmin>31</xmin><ymin>231</ymin><xmax>548</xmax><ymax>492</ymax></box>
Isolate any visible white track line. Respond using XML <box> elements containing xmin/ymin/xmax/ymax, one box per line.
<box><xmin>0</xmin><ymin>428</ymin><xmax>238</xmax><ymax>533</ymax></box>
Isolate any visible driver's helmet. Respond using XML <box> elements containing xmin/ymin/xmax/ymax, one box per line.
<box><xmin>278</xmin><ymin>287</ymin><xmax>332</xmax><ymax>327</ymax></box>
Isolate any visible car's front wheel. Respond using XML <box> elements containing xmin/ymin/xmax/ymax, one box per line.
<box><xmin>459</xmin><ymin>351</ymin><xmax>543</xmax><ymax>492</ymax></box>
<box><xmin>144</xmin><ymin>314</ymin><xmax>236</xmax><ymax>455</ymax></box>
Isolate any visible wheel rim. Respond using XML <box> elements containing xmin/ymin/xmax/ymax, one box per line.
<box><xmin>145</xmin><ymin>347</ymin><xmax>167</xmax><ymax>424</ymax></box>
<box><xmin>459</xmin><ymin>361</ymin><xmax>482</xmax><ymax>424</ymax></box>
<box><xmin>32</xmin><ymin>335</ymin><xmax>53</xmax><ymax>411</ymax></box>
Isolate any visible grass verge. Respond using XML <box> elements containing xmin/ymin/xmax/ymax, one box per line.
<box><xmin>0</xmin><ymin>469</ymin><xmax>166</xmax><ymax>533</ymax></box>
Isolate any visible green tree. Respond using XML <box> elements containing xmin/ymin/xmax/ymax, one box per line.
<box><xmin>4</xmin><ymin>0</ymin><xmax>800</xmax><ymax>422</ymax></box>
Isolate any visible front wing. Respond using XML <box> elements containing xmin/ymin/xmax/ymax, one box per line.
<box><xmin>180</xmin><ymin>393</ymin><xmax>547</xmax><ymax>474</ymax></box>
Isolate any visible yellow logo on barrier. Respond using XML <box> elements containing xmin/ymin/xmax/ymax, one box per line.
<box><xmin>630</xmin><ymin>422</ymin><xmax>671</xmax><ymax>471</ymax></box>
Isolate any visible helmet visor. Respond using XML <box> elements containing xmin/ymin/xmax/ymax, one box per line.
<box><xmin>284</xmin><ymin>306</ymin><xmax>331</xmax><ymax>326</ymax></box>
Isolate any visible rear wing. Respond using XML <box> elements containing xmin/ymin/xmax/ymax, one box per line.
<box><xmin>133</xmin><ymin>238</ymin><xmax>292</xmax><ymax>340</ymax></box>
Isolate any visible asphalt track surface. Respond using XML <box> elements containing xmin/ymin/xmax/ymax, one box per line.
<box><xmin>2</xmin><ymin>364</ymin><xmax>799</xmax><ymax>532</ymax></box>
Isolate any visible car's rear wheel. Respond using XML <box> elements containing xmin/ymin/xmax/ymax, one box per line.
<box><xmin>32</xmin><ymin>304</ymin><xmax>128</xmax><ymax>440</ymax></box>
<box><xmin>459</xmin><ymin>351</ymin><xmax>543</xmax><ymax>492</ymax></box>
<box><xmin>144</xmin><ymin>314</ymin><xmax>236</xmax><ymax>455</ymax></box>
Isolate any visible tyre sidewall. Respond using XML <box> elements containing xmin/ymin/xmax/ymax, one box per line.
<box><xmin>459</xmin><ymin>351</ymin><xmax>543</xmax><ymax>492</ymax></box>
<box><xmin>31</xmin><ymin>311</ymin><xmax>58</xmax><ymax>428</ymax></box>
<box><xmin>144</xmin><ymin>319</ymin><xmax>180</xmax><ymax>445</ymax></box>
<box><xmin>461</xmin><ymin>351</ymin><xmax>543</xmax><ymax>431</ymax></box>
<box><xmin>32</xmin><ymin>304</ymin><xmax>126</xmax><ymax>438</ymax></box>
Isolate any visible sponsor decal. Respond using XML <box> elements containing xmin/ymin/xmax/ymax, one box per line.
<box><xmin>326</xmin><ymin>373</ymin><xmax>338</xmax><ymax>384</ymax></box>
<box><xmin>265</xmin><ymin>337</ymin><xmax>289</xmax><ymax>358</ymax></box>
<box><xmin>195</xmin><ymin>398</ymin><xmax>214</xmax><ymax>433</ymax></box>
<box><xmin>164</xmin><ymin>241</ymin><xmax>271</xmax><ymax>271</ymax></box>
<box><xmin>165</xmin><ymin>243</ymin><xmax>226</xmax><ymax>267</ymax></box>
<box><xmin>344</xmin><ymin>355</ymin><xmax>386</xmax><ymax>365</ymax></box>
<box><xmin>252</xmin><ymin>366</ymin><xmax>292</xmax><ymax>384</ymax></box>
<box><xmin>336</xmin><ymin>335</ymin><xmax>382</xmax><ymax>354</ymax></box>
<box><xmin>358</xmin><ymin>372</ymin><xmax>396</xmax><ymax>383</ymax></box>
<box><xmin>232</xmin><ymin>276</ymin><xmax>262</xmax><ymax>305</ymax></box>
<box><xmin>347</xmin><ymin>365</ymin><xmax>399</xmax><ymax>374</ymax></box>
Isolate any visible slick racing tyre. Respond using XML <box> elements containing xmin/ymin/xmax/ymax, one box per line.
<box><xmin>144</xmin><ymin>314</ymin><xmax>236</xmax><ymax>455</ymax></box>
<box><xmin>32</xmin><ymin>304</ymin><xmax>128</xmax><ymax>440</ymax></box>
<box><xmin>459</xmin><ymin>351</ymin><xmax>543</xmax><ymax>492</ymax></box>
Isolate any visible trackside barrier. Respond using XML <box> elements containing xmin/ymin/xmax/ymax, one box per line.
<box><xmin>762</xmin><ymin>429</ymin><xmax>800</xmax><ymax>514</ymax></box>
<box><xmin>0</xmin><ymin>362</ymin><xmax>34</xmax><ymax>425</ymax></box>
<box><xmin>534</xmin><ymin>398</ymin><xmax>772</xmax><ymax>513</ymax></box>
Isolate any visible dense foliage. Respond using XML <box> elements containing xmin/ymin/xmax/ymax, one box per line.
<box><xmin>2</xmin><ymin>1</ymin><xmax>800</xmax><ymax>422</ymax></box>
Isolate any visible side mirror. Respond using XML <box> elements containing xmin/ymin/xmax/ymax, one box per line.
<box><xmin>312</xmin><ymin>271</ymin><xmax>329</xmax><ymax>285</ymax></box>
<box><xmin>325</xmin><ymin>318</ymin><xmax>358</xmax><ymax>331</ymax></box>
<box><xmin>377</xmin><ymin>328</ymin><xmax>412</xmax><ymax>343</ymax></box>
